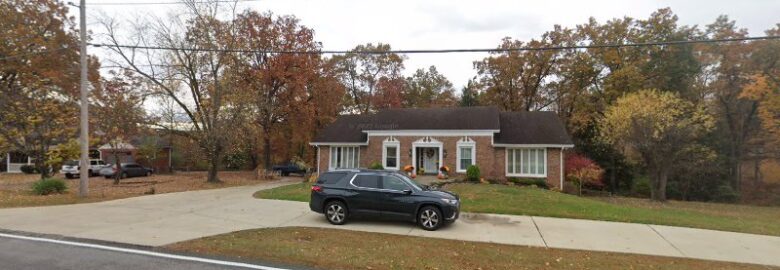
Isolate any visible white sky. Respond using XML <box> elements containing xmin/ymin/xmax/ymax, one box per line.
<box><xmin>83</xmin><ymin>0</ymin><xmax>780</xmax><ymax>89</ymax></box>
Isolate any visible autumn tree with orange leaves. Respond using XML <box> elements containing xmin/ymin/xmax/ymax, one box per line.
<box><xmin>0</xmin><ymin>0</ymin><xmax>100</xmax><ymax>179</ymax></box>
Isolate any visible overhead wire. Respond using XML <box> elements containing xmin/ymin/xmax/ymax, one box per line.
<box><xmin>88</xmin><ymin>35</ymin><xmax>780</xmax><ymax>55</ymax></box>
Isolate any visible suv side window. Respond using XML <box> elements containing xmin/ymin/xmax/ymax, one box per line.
<box><xmin>381</xmin><ymin>175</ymin><xmax>409</xmax><ymax>191</ymax></box>
<box><xmin>317</xmin><ymin>172</ymin><xmax>347</xmax><ymax>184</ymax></box>
<box><xmin>353</xmin><ymin>174</ymin><xmax>380</xmax><ymax>189</ymax></box>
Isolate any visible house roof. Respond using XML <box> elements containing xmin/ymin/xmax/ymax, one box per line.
<box><xmin>311</xmin><ymin>106</ymin><xmax>573</xmax><ymax>146</ymax></box>
<box><xmin>312</xmin><ymin>115</ymin><xmax>372</xmax><ymax>143</ymax></box>
<box><xmin>493</xmin><ymin>111</ymin><xmax>574</xmax><ymax>145</ymax></box>
<box><xmin>370</xmin><ymin>106</ymin><xmax>501</xmax><ymax>130</ymax></box>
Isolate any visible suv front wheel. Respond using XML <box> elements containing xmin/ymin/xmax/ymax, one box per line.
<box><xmin>324</xmin><ymin>201</ymin><xmax>348</xmax><ymax>225</ymax></box>
<box><xmin>418</xmin><ymin>206</ymin><xmax>443</xmax><ymax>231</ymax></box>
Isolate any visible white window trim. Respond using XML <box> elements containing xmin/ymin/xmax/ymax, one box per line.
<box><xmin>329</xmin><ymin>146</ymin><xmax>360</xmax><ymax>170</ymax></box>
<box><xmin>505</xmin><ymin>148</ymin><xmax>547</xmax><ymax>178</ymax></box>
<box><xmin>456</xmin><ymin>139</ymin><xmax>476</xmax><ymax>173</ymax></box>
<box><xmin>382</xmin><ymin>138</ymin><xmax>400</xmax><ymax>170</ymax></box>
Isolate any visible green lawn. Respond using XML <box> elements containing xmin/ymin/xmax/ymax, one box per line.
<box><xmin>253</xmin><ymin>182</ymin><xmax>311</xmax><ymax>202</ymax></box>
<box><xmin>166</xmin><ymin>227</ymin><xmax>777</xmax><ymax>270</ymax></box>
<box><xmin>254</xmin><ymin>182</ymin><xmax>780</xmax><ymax>236</ymax></box>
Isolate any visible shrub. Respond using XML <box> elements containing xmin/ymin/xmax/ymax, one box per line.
<box><xmin>714</xmin><ymin>185</ymin><xmax>740</xmax><ymax>203</ymax></box>
<box><xmin>31</xmin><ymin>178</ymin><xmax>68</xmax><ymax>195</ymax></box>
<box><xmin>565</xmin><ymin>153</ymin><xmax>605</xmax><ymax>195</ymax></box>
<box><xmin>509</xmin><ymin>178</ymin><xmax>549</xmax><ymax>188</ymax></box>
<box><xmin>20</xmin><ymin>165</ymin><xmax>38</xmax><ymax>174</ymax></box>
<box><xmin>368</xmin><ymin>162</ymin><xmax>384</xmax><ymax>170</ymax></box>
<box><xmin>465</xmin><ymin>165</ymin><xmax>480</xmax><ymax>182</ymax></box>
<box><xmin>632</xmin><ymin>176</ymin><xmax>651</xmax><ymax>197</ymax></box>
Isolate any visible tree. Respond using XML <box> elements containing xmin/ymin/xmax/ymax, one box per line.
<box><xmin>92</xmin><ymin>71</ymin><xmax>147</xmax><ymax>184</ymax></box>
<box><xmin>230</xmin><ymin>11</ymin><xmax>322</xmax><ymax>170</ymax></box>
<box><xmin>101</xmin><ymin>0</ymin><xmax>240</xmax><ymax>182</ymax></box>
<box><xmin>474</xmin><ymin>26</ymin><xmax>569</xmax><ymax>112</ymax></box>
<box><xmin>332</xmin><ymin>43</ymin><xmax>405</xmax><ymax>113</ymax></box>
<box><xmin>0</xmin><ymin>0</ymin><xmax>99</xmax><ymax>179</ymax></box>
<box><xmin>600</xmin><ymin>89</ymin><xmax>714</xmax><ymax>201</ymax></box>
<box><xmin>403</xmin><ymin>66</ymin><xmax>457</xmax><ymax>108</ymax></box>
<box><xmin>698</xmin><ymin>16</ymin><xmax>760</xmax><ymax>191</ymax></box>
<box><xmin>565</xmin><ymin>152</ymin><xmax>605</xmax><ymax>195</ymax></box>
<box><xmin>459</xmin><ymin>79</ymin><xmax>481</xmax><ymax>107</ymax></box>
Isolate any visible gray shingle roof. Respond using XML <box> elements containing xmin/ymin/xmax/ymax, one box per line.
<box><xmin>311</xmin><ymin>107</ymin><xmax>572</xmax><ymax>146</ymax></box>
<box><xmin>493</xmin><ymin>111</ymin><xmax>573</xmax><ymax>145</ymax></box>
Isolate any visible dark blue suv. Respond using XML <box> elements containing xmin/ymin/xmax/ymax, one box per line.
<box><xmin>310</xmin><ymin>169</ymin><xmax>460</xmax><ymax>231</ymax></box>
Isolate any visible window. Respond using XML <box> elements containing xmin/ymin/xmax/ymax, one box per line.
<box><xmin>330</xmin><ymin>146</ymin><xmax>359</xmax><ymax>169</ymax></box>
<box><xmin>353</xmin><ymin>174</ymin><xmax>380</xmax><ymax>189</ymax></box>
<box><xmin>382</xmin><ymin>175</ymin><xmax>409</xmax><ymax>191</ymax></box>
<box><xmin>456</xmin><ymin>138</ymin><xmax>476</xmax><ymax>172</ymax></box>
<box><xmin>382</xmin><ymin>138</ymin><xmax>400</xmax><ymax>170</ymax></box>
<box><xmin>506</xmin><ymin>148</ymin><xmax>546</xmax><ymax>177</ymax></box>
<box><xmin>317</xmin><ymin>172</ymin><xmax>347</xmax><ymax>184</ymax></box>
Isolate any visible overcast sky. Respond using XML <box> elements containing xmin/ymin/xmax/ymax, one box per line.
<box><xmin>85</xmin><ymin>0</ymin><xmax>780</xmax><ymax>89</ymax></box>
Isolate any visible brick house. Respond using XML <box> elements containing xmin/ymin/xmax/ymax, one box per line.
<box><xmin>310</xmin><ymin>106</ymin><xmax>574</xmax><ymax>189</ymax></box>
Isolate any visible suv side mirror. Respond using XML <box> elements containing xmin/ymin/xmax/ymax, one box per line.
<box><xmin>402</xmin><ymin>189</ymin><xmax>412</xmax><ymax>195</ymax></box>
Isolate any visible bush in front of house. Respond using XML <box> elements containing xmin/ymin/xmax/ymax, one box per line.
<box><xmin>369</xmin><ymin>162</ymin><xmax>384</xmax><ymax>170</ymax></box>
<box><xmin>31</xmin><ymin>178</ymin><xmax>68</xmax><ymax>195</ymax></box>
<box><xmin>466</xmin><ymin>165</ymin><xmax>480</xmax><ymax>182</ymax></box>
<box><xmin>509</xmin><ymin>177</ymin><xmax>549</xmax><ymax>189</ymax></box>
<box><xmin>20</xmin><ymin>165</ymin><xmax>39</xmax><ymax>174</ymax></box>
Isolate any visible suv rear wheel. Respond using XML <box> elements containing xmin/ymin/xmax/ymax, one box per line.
<box><xmin>324</xmin><ymin>201</ymin><xmax>348</xmax><ymax>225</ymax></box>
<box><xmin>418</xmin><ymin>206</ymin><xmax>443</xmax><ymax>231</ymax></box>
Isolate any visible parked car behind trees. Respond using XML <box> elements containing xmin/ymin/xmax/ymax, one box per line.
<box><xmin>99</xmin><ymin>163</ymin><xmax>153</xmax><ymax>181</ymax></box>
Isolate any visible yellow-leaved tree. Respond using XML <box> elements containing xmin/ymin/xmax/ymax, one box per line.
<box><xmin>600</xmin><ymin>89</ymin><xmax>715</xmax><ymax>201</ymax></box>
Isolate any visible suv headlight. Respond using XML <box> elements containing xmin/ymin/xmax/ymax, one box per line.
<box><xmin>441</xmin><ymin>198</ymin><xmax>458</xmax><ymax>205</ymax></box>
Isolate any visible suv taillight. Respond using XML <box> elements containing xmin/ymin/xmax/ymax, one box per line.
<box><xmin>311</xmin><ymin>185</ymin><xmax>322</xmax><ymax>192</ymax></box>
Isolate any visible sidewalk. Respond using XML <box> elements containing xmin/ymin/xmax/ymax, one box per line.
<box><xmin>0</xmin><ymin>181</ymin><xmax>778</xmax><ymax>267</ymax></box>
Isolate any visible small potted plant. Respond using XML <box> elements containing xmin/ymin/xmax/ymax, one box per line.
<box><xmin>438</xmin><ymin>165</ymin><xmax>450</xmax><ymax>179</ymax></box>
<box><xmin>403</xmin><ymin>165</ymin><xmax>415</xmax><ymax>178</ymax></box>
<box><xmin>418</xmin><ymin>167</ymin><xmax>425</xmax><ymax>175</ymax></box>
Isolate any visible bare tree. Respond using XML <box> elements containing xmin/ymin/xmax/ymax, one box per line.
<box><xmin>99</xmin><ymin>0</ymin><xmax>241</xmax><ymax>182</ymax></box>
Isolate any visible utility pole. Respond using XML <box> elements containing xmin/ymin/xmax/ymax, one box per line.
<box><xmin>78</xmin><ymin>0</ymin><xmax>89</xmax><ymax>197</ymax></box>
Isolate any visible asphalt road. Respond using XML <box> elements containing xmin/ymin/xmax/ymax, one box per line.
<box><xmin>0</xmin><ymin>234</ymin><xmax>288</xmax><ymax>270</ymax></box>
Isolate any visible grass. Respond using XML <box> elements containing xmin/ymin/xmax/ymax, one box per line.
<box><xmin>254</xmin><ymin>181</ymin><xmax>780</xmax><ymax>236</ymax></box>
<box><xmin>165</xmin><ymin>227</ymin><xmax>778</xmax><ymax>270</ymax></box>
<box><xmin>253</xmin><ymin>181</ymin><xmax>311</xmax><ymax>202</ymax></box>
<box><xmin>0</xmin><ymin>171</ymin><xmax>270</xmax><ymax>208</ymax></box>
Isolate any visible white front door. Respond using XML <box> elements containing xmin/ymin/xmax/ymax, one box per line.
<box><xmin>421</xmin><ymin>148</ymin><xmax>438</xmax><ymax>174</ymax></box>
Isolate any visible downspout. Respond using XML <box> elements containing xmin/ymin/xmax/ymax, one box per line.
<box><xmin>316</xmin><ymin>146</ymin><xmax>320</xmax><ymax>173</ymax></box>
<box><xmin>560</xmin><ymin>147</ymin><xmax>564</xmax><ymax>190</ymax></box>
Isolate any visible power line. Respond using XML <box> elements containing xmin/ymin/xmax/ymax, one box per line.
<box><xmin>90</xmin><ymin>35</ymin><xmax>780</xmax><ymax>55</ymax></box>
<box><xmin>88</xmin><ymin>0</ymin><xmax>261</xmax><ymax>6</ymax></box>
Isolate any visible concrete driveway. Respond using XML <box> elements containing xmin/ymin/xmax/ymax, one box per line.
<box><xmin>0</xmin><ymin>180</ymin><xmax>779</xmax><ymax>267</ymax></box>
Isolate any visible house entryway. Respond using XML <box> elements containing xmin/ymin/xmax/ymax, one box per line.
<box><xmin>415</xmin><ymin>147</ymin><xmax>439</xmax><ymax>175</ymax></box>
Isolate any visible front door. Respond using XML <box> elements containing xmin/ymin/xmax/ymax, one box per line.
<box><xmin>420</xmin><ymin>148</ymin><xmax>438</xmax><ymax>174</ymax></box>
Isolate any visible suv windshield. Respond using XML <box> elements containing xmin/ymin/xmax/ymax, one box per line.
<box><xmin>64</xmin><ymin>160</ymin><xmax>78</xmax><ymax>166</ymax></box>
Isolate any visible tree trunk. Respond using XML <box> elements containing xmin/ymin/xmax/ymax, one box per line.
<box><xmin>263</xmin><ymin>135</ymin><xmax>272</xmax><ymax>170</ymax></box>
<box><xmin>36</xmin><ymin>156</ymin><xmax>49</xmax><ymax>180</ymax></box>
<box><xmin>113</xmin><ymin>150</ymin><xmax>122</xmax><ymax>185</ymax></box>
<box><xmin>754</xmin><ymin>159</ymin><xmax>761</xmax><ymax>184</ymax></box>
<box><xmin>207</xmin><ymin>150</ymin><xmax>221</xmax><ymax>183</ymax></box>
<box><xmin>655</xmin><ymin>169</ymin><xmax>668</xmax><ymax>202</ymax></box>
